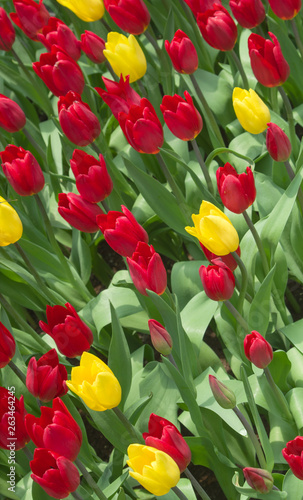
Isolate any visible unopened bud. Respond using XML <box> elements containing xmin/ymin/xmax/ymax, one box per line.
<box><xmin>209</xmin><ymin>375</ymin><xmax>236</xmax><ymax>409</ymax></box>
<box><xmin>148</xmin><ymin>319</ymin><xmax>173</xmax><ymax>356</ymax></box>
<box><xmin>243</xmin><ymin>467</ymin><xmax>274</xmax><ymax>493</ymax></box>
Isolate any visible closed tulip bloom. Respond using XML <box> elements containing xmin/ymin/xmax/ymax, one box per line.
<box><xmin>96</xmin><ymin>74</ymin><xmax>141</xmax><ymax>120</ymax></box>
<box><xmin>10</xmin><ymin>0</ymin><xmax>50</xmax><ymax>40</ymax></box>
<box><xmin>104</xmin><ymin>32</ymin><xmax>147</xmax><ymax>83</ymax></box>
<box><xmin>0</xmin><ymin>196</ymin><xmax>23</xmax><ymax>246</ymax></box>
<box><xmin>0</xmin><ymin>95</ymin><xmax>26</xmax><ymax>133</ymax></box>
<box><xmin>266</xmin><ymin>122</ymin><xmax>291</xmax><ymax>162</ymax></box>
<box><xmin>127</xmin><ymin>444</ymin><xmax>180</xmax><ymax>496</ymax></box>
<box><xmin>26</xmin><ymin>349</ymin><xmax>68</xmax><ymax>402</ymax></box>
<box><xmin>104</xmin><ymin>0</ymin><xmax>150</xmax><ymax>35</ymax></box>
<box><xmin>58</xmin><ymin>193</ymin><xmax>103</xmax><ymax>233</ymax></box>
<box><xmin>30</xmin><ymin>448</ymin><xmax>80</xmax><ymax>499</ymax></box>
<box><xmin>232</xmin><ymin>87</ymin><xmax>271</xmax><ymax>134</ymax></box>
<box><xmin>216</xmin><ymin>163</ymin><xmax>256</xmax><ymax>214</ymax></box>
<box><xmin>199</xmin><ymin>259</ymin><xmax>235</xmax><ymax>301</ymax></box>
<box><xmin>143</xmin><ymin>414</ymin><xmax>191</xmax><ymax>472</ymax></box>
<box><xmin>25</xmin><ymin>397</ymin><xmax>82</xmax><ymax>461</ymax></box>
<box><xmin>0</xmin><ymin>8</ymin><xmax>16</xmax><ymax>51</ymax></box>
<box><xmin>200</xmin><ymin>242</ymin><xmax>240</xmax><ymax>271</ymax></box>
<box><xmin>184</xmin><ymin>0</ymin><xmax>221</xmax><ymax>17</ymax></box>
<box><xmin>39</xmin><ymin>303</ymin><xmax>94</xmax><ymax>357</ymax></box>
<box><xmin>0</xmin><ymin>388</ymin><xmax>30</xmax><ymax>450</ymax></box>
<box><xmin>209</xmin><ymin>375</ymin><xmax>236</xmax><ymax>409</ymax></box>
<box><xmin>0</xmin><ymin>322</ymin><xmax>15</xmax><ymax>368</ymax></box>
<box><xmin>66</xmin><ymin>352</ymin><xmax>122</xmax><ymax>411</ymax></box>
<box><xmin>56</xmin><ymin>0</ymin><xmax>105</xmax><ymax>21</ymax></box>
<box><xmin>81</xmin><ymin>31</ymin><xmax>106</xmax><ymax>64</ymax></box>
<box><xmin>70</xmin><ymin>150</ymin><xmax>113</xmax><ymax>203</ymax></box>
<box><xmin>58</xmin><ymin>92</ymin><xmax>101</xmax><ymax>147</ymax></box>
<box><xmin>37</xmin><ymin>17</ymin><xmax>81</xmax><ymax>61</ymax></box>
<box><xmin>160</xmin><ymin>92</ymin><xmax>203</xmax><ymax>141</ymax></box>
<box><xmin>197</xmin><ymin>4</ymin><xmax>237</xmax><ymax>51</ymax></box>
<box><xmin>185</xmin><ymin>201</ymin><xmax>239</xmax><ymax>256</ymax></box>
<box><xmin>127</xmin><ymin>242</ymin><xmax>167</xmax><ymax>296</ymax></box>
<box><xmin>282</xmin><ymin>436</ymin><xmax>303</xmax><ymax>479</ymax></box>
<box><xmin>0</xmin><ymin>145</ymin><xmax>45</xmax><ymax>196</ymax></box>
<box><xmin>229</xmin><ymin>0</ymin><xmax>265</xmax><ymax>29</ymax></box>
<box><xmin>244</xmin><ymin>331</ymin><xmax>273</xmax><ymax>368</ymax></box>
<box><xmin>97</xmin><ymin>205</ymin><xmax>148</xmax><ymax>257</ymax></box>
<box><xmin>165</xmin><ymin>30</ymin><xmax>198</xmax><ymax>74</ymax></box>
<box><xmin>248</xmin><ymin>32</ymin><xmax>290</xmax><ymax>87</ymax></box>
<box><xmin>243</xmin><ymin>467</ymin><xmax>274</xmax><ymax>493</ymax></box>
<box><xmin>268</xmin><ymin>0</ymin><xmax>301</xmax><ymax>19</ymax></box>
<box><xmin>148</xmin><ymin>320</ymin><xmax>173</xmax><ymax>356</ymax></box>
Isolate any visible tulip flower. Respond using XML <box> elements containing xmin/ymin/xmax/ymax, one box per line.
<box><xmin>25</xmin><ymin>397</ymin><xmax>82</xmax><ymax>461</ymax></box>
<box><xmin>244</xmin><ymin>331</ymin><xmax>273</xmax><ymax>369</ymax></box>
<box><xmin>282</xmin><ymin>436</ymin><xmax>303</xmax><ymax>479</ymax></box>
<box><xmin>30</xmin><ymin>448</ymin><xmax>80</xmax><ymax>499</ymax></box>
<box><xmin>148</xmin><ymin>320</ymin><xmax>173</xmax><ymax>356</ymax></box>
<box><xmin>143</xmin><ymin>414</ymin><xmax>191</xmax><ymax>472</ymax></box>
<box><xmin>55</xmin><ymin>0</ymin><xmax>105</xmax><ymax>22</ymax></box>
<box><xmin>81</xmin><ymin>31</ymin><xmax>106</xmax><ymax>64</ymax></box>
<box><xmin>200</xmin><ymin>242</ymin><xmax>241</xmax><ymax>271</ymax></box>
<box><xmin>268</xmin><ymin>0</ymin><xmax>301</xmax><ymax>20</ymax></box>
<box><xmin>243</xmin><ymin>467</ymin><xmax>274</xmax><ymax>493</ymax></box>
<box><xmin>229</xmin><ymin>0</ymin><xmax>265</xmax><ymax>29</ymax></box>
<box><xmin>10</xmin><ymin>0</ymin><xmax>50</xmax><ymax>40</ymax></box>
<box><xmin>248</xmin><ymin>32</ymin><xmax>290</xmax><ymax>88</ymax></box>
<box><xmin>0</xmin><ymin>196</ymin><xmax>23</xmax><ymax>246</ymax></box>
<box><xmin>96</xmin><ymin>74</ymin><xmax>141</xmax><ymax>120</ymax></box>
<box><xmin>58</xmin><ymin>193</ymin><xmax>103</xmax><ymax>233</ymax></box>
<box><xmin>0</xmin><ymin>388</ymin><xmax>30</xmax><ymax>450</ymax></box>
<box><xmin>97</xmin><ymin>205</ymin><xmax>148</xmax><ymax>257</ymax></box>
<box><xmin>209</xmin><ymin>375</ymin><xmax>236</xmax><ymax>409</ymax></box>
<box><xmin>39</xmin><ymin>303</ymin><xmax>94</xmax><ymax>358</ymax></box>
<box><xmin>165</xmin><ymin>30</ymin><xmax>199</xmax><ymax>74</ymax></box>
<box><xmin>0</xmin><ymin>95</ymin><xmax>26</xmax><ymax>133</ymax></box>
<box><xmin>0</xmin><ymin>322</ymin><xmax>15</xmax><ymax>368</ymax></box>
<box><xmin>104</xmin><ymin>32</ymin><xmax>147</xmax><ymax>82</ymax></box>
<box><xmin>197</xmin><ymin>4</ymin><xmax>237</xmax><ymax>51</ymax></box>
<box><xmin>199</xmin><ymin>259</ymin><xmax>235</xmax><ymax>301</ymax></box>
<box><xmin>160</xmin><ymin>91</ymin><xmax>203</xmax><ymax>141</ymax></box>
<box><xmin>266</xmin><ymin>123</ymin><xmax>291</xmax><ymax>162</ymax></box>
<box><xmin>232</xmin><ymin>87</ymin><xmax>271</xmax><ymax>134</ymax></box>
<box><xmin>37</xmin><ymin>17</ymin><xmax>81</xmax><ymax>61</ymax></box>
<box><xmin>185</xmin><ymin>201</ymin><xmax>239</xmax><ymax>256</ymax></box>
<box><xmin>33</xmin><ymin>46</ymin><xmax>85</xmax><ymax>97</ymax></box>
<box><xmin>127</xmin><ymin>242</ymin><xmax>167</xmax><ymax>296</ymax></box>
<box><xmin>216</xmin><ymin>163</ymin><xmax>256</xmax><ymax>214</ymax></box>
<box><xmin>104</xmin><ymin>0</ymin><xmax>150</xmax><ymax>35</ymax></box>
<box><xmin>58</xmin><ymin>92</ymin><xmax>101</xmax><ymax>146</ymax></box>
<box><xmin>0</xmin><ymin>145</ymin><xmax>45</xmax><ymax>196</ymax></box>
<box><xmin>70</xmin><ymin>150</ymin><xmax>113</xmax><ymax>203</ymax></box>
<box><xmin>26</xmin><ymin>349</ymin><xmax>68</xmax><ymax>402</ymax></box>
<box><xmin>66</xmin><ymin>352</ymin><xmax>122</xmax><ymax>411</ymax></box>
<box><xmin>127</xmin><ymin>444</ymin><xmax>180</xmax><ymax>495</ymax></box>
<box><xmin>0</xmin><ymin>7</ymin><xmax>15</xmax><ymax>51</ymax></box>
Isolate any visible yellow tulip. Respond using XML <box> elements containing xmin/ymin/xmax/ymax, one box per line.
<box><xmin>0</xmin><ymin>197</ymin><xmax>23</xmax><ymax>246</ymax></box>
<box><xmin>127</xmin><ymin>444</ymin><xmax>180</xmax><ymax>496</ymax></box>
<box><xmin>66</xmin><ymin>352</ymin><xmax>121</xmax><ymax>411</ymax></box>
<box><xmin>185</xmin><ymin>201</ymin><xmax>239</xmax><ymax>256</ymax></box>
<box><xmin>104</xmin><ymin>32</ymin><xmax>147</xmax><ymax>83</ymax></box>
<box><xmin>232</xmin><ymin>87</ymin><xmax>271</xmax><ymax>134</ymax></box>
<box><xmin>55</xmin><ymin>0</ymin><xmax>105</xmax><ymax>22</ymax></box>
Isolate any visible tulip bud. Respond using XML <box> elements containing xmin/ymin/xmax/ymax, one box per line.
<box><xmin>200</xmin><ymin>242</ymin><xmax>241</xmax><ymax>272</ymax></box>
<box><xmin>104</xmin><ymin>0</ymin><xmax>150</xmax><ymax>35</ymax></box>
<box><xmin>216</xmin><ymin>163</ymin><xmax>256</xmax><ymax>214</ymax></box>
<box><xmin>232</xmin><ymin>87</ymin><xmax>271</xmax><ymax>135</ymax></box>
<box><xmin>160</xmin><ymin>91</ymin><xmax>203</xmax><ymax>141</ymax></box>
<box><xmin>229</xmin><ymin>0</ymin><xmax>265</xmax><ymax>29</ymax></box>
<box><xmin>0</xmin><ymin>322</ymin><xmax>15</xmax><ymax>368</ymax></box>
<box><xmin>81</xmin><ymin>31</ymin><xmax>106</xmax><ymax>64</ymax></box>
<box><xmin>58</xmin><ymin>193</ymin><xmax>103</xmax><ymax>233</ymax></box>
<box><xmin>70</xmin><ymin>150</ymin><xmax>113</xmax><ymax>203</ymax></box>
<box><xmin>268</xmin><ymin>0</ymin><xmax>301</xmax><ymax>20</ymax></box>
<box><xmin>0</xmin><ymin>7</ymin><xmax>15</xmax><ymax>51</ymax></box>
<box><xmin>199</xmin><ymin>259</ymin><xmax>235</xmax><ymax>301</ymax></box>
<box><xmin>243</xmin><ymin>467</ymin><xmax>274</xmax><ymax>493</ymax></box>
<box><xmin>0</xmin><ymin>145</ymin><xmax>45</xmax><ymax>196</ymax></box>
<box><xmin>127</xmin><ymin>242</ymin><xmax>167</xmax><ymax>296</ymax></box>
<box><xmin>0</xmin><ymin>95</ymin><xmax>26</xmax><ymax>133</ymax></box>
<box><xmin>37</xmin><ymin>17</ymin><xmax>81</xmax><ymax>61</ymax></box>
<box><xmin>104</xmin><ymin>32</ymin><xmax>147</xmax><ymax>83</ymax></box>
<box><xmin>209</xmin><ymin>374</ymin><xmax>236</xmax><ymax>409</ymax></box>
<box><xmin>26</xmin><ymin>349</ymin><xmax>68</xmax><ymax>402</ymax></box>
<box><xmin>10</xmin><ymin>0</ymin><xmax>50</xmax><ymax>40</ymax></box>
<box><xmin>282</xmin><ymin>436</ymin><xmax>303</xmax><ymax>479</ymax></box>
<box><xmin>0</xmin><ymin>388</ymin><xmax>30</xmax><ymax>450</ymax></box>
<box><xmin>266</xmin><ymin>123</ymin><xmax>291</xmax><ymax>162</ymax></box>
<box><xmin>148</xmin><ymin>320</ymin><xmax>173</xmax><ymax>355</ymax></box>
<box><xmin>56</xmin><ymin>0</ymin><xmax>105</xmax><ymax>22</ymax></box>
<box><xmin>0</xmin><ymin>196</ymin><xmax>23</xmax><ymax>246</ymax></box>
<box><xmin>197</xmin><ymin>4</ymin><xmax>238</xmax><ymax>51</ymax></box>
<box><xmin>244</xmin><ymin>331</ymin><xmax>273</xmax><ymax>369</ymax></box>
<box><xmin>165</xmin><ymin>30</ymin><xmax>198</xmax><ymax>74</ymax></box>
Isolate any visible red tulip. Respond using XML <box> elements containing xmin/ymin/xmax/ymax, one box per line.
<box><xmin>216</xmin><ymin>163</ymin><xmax>256</xmax><ymax>214</ymax></box>
<box><xmin>10</xmin><ymin>0</ymin><xmax>50</xmax><ymax>40</ymax></box>
<box><xmin>58</xmin><ymin>193</ymin><xmax>102</xmax><ymax>233</ymax></box>
<box><xmin>244</xmin><ymin>331</ymin><xmax>273</xmax><ymax>368</ymax></box>
<box><xmin>200</xmin><ymin>242</ymin><xmax>240</xmax><ymax>271</ymax></box>
<box><xmin>268</xmin><ymin>0</ymin><xmax>301</xmax><ymax>20</ymax></box>
<box><xmin>184</xmin><ymin>0</ymin><xmax>221</xmax><ymax>18</ymax></box>
<box><xmin>0</xmin><ymin>145</ymin><xmax>45</xmax><ymax>196</ymax></box>
<box><xmin>0</xmin><ymin>95</ymin><xmax>26</xmax><ymax>133</ymax></box>
<box><xmin>266</xmin><ymin>122</ymin><xmax>291</xmax><ymax>162</ymax></box>
<box><xmin>0</xmin><ymin>7</ymin><xmax>15</xmax><ymax>51</ymax></box>
<box><xmin>0</xmin><ymin>322</ymin><xmax>15</xmax><ymax>368</ymax></box>
<box><xmin>282</xmin><ymin>436</ymin><xmax>303</xmax><ymax>480</ymax></box>
<box><xmin>70</xmin><ymin>150</ymin><xmax>113</xmax><ymax>203</ymax></box>
<box><xmin>160</xmin><ymin>91</ymin><xmax>202</xmax><ymax>141</ymax></box>
<box><xmin>0</xmin><ymin>388</ymin><xmax>30</xmax><ymax>450</ymax></box>
<box><xmin>229</xmin><ymin>0</ymin><xmax>265</xmax><ymax>29</ymax></box>
<box><xmin>96</xmin><ymin>74</ymin><xmax>141</xmax><ymax>120</ymax></box>
<box><xmin>81</xmin><ymin>31</ymin><xmax>106</xmax><ymax>64</ymax></box>
<box><xmin>199</xmin><ymin>259</ymin><xmax>235</xmax><ymax>301</ymax></box>
<box><xmin>26</xmin><ymin>349</ymin><xmax>68</xmax><ymax>402</ymax></box>
<box><xmin>243</xmin><ymin>467</ymin><xmax>274</xmax><ymax>493</ymax></box>
<box><xmin>165</xmin><ymin>30</ymin><xmax>198</xmax><ymax>74</ymax></box>
<box><xmin>197</xmin><ymin>4</ymin><xmax>237</xmax><ymax>51</ymax></box>
<box><xmin>37</xmin><ymin>17</ymin><xmax>81</xmax><ymax>61</ymax></box>
<box><xmin>127</xmin><ymin>242</ymin><xmax>167</xmax><ymax>296</ymax></box>
<box><xmin>104</xmin><ymin>0</ymin><xmax>150</xmax><ymax>35</ymax></box>
<box><xmin>148</xmin><ymin>319</ymin><xmax>173</xmax><ymax>355</ymax></box>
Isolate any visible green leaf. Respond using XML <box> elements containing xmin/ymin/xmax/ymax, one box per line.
<box><xmin>283</xmin><ymin>469</ymin><xmax>303</xmax><ymax>499</ymax></box>
<box><xmin>270</xmin><ymin>351</ymin><xmax>291</xmax><ymax>392</ymax></box>
<box><xmin>286</xmin><ymin>388</ymin><xmax>303</xmax><ymax>432</ymax></box>
<box><xmin>248</xmin><ymin>265</ymin><xmax>276</xmax><ymax>333</ymax></box>
<box><xmin>171</xmin><ymin>260</ymin><xmax>205</xmax><ymax>311</ymax></box>
<box><xmin>70</xmin><ymin>229</ymin><xmax>92</xmax><ymax>284</ymax></box>
<box><xmin>180</xmin><ymin>291</ymin><xmax>218</xmax><ymax>345</ymax></box>
<box><xmin>279</xmin><ymin>319</ymin><xmax>303</xmax><ymax>354</ymax></box>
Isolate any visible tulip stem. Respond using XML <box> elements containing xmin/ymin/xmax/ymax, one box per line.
<box><xmin>291</xmin><ymin>19</ymin><xmax>303</xmax><ymax>60</ymax></box>
<box><xmin>230</xmin><ymin>50</ymin><xmax>249</xmax><ymax>90</ymax></box>
<box><xmin>284</xmin><ymin>160</ymin><xmax>303</xmax><ymax>213</ymax></box>
<box><xmin>184</xmin><ymin>468</ymin><xmax>212</xmax><ymax>500</ymax></box>
<box><xmin>105</xmin><ymin>60</ymin><xmax>118</xmax><ymax>81</ymax></box>
<box><xmin>22</xmin><ymin>128</ymin><xmax>47</xmax><ymax>163</ymax></box>
<box><xmin>168</xmin><ymin>354</ymin><xmax>179</xmax><ymax>369</ymax></box>
<box><xmin>112</xmin><ymin>407</ymin><xmax>144</xmax><ymax>443</ymax></box>
<box><xmin>191</xmin><ymin>139</ymin><xmax>214</xmax><ymax>194</ymax></box>
<box><xmin>242</xmin><ymin>211</ymin><xmax>269</xmax><ymax>274</ymax></box>
<box><xmin>71</xmin><ymin>492</ymin><xmax>85</xmax><ymax>500</ymax></box>
<box><xmin>11</xmin><ymin>48</ymin><xmax>37</xmax><ymax>88</ymax></box>
<box><xmin>233</xmin><ymin>406</ymin><xmax>267</xmax><ymax>470</ymax></box>
<box><xmin>75</xmin><ymin>458</ymin><xmax>108</xmax><ymax>500</ymax></box>
<box><xmin>22</xmin><ymin>445</ymin><xmax>33</xmax><ymax>461</ymax></box>
<box><xmin>223</xmin><ymin>300</ymin><xmax>250</xmax><ymax>334</ymax></box>
<box><xmin>231</xmin><ymin>251</ymin><xmax>248</xmax><ymax>315</ymax></box>
<box><xmin>144</xmin><ymin>29</ymin><xmax>161</xmax><ymax>57</ymax></box>
<box><xmin>172</xmin><ymin>486</ymin><xmax>189</xmax><ymax>500</ymax></box>
<box><xmin>263</xmin><ymin>367</ymin><xmax>293</xmax><ymax>422</ymax></box>
<box><xmin>8</xmin><ymin>360</ymin><xmax>26</xmax><ymax>385</ymax></box>
<box><xmin>270</xmin><ymin>87</ymin><xmax>279</xmax><ymax>115</ymax></box>
<box><xmin>278</xmin><ymin>86</ymin><xmax>299</xmax><ymax>159</ymax></box>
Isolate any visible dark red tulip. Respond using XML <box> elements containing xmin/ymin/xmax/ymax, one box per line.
<box><xmin>229</xmin><ymin>0</ymin><xmax>265</xmax><ymax>29</ymax></box>
<box><xmin>199</xmin><ymin>259</ymin><xmax>235</xmax><ymax>301</ymax></box>
<box><xmin>0</xmin><ymin>7</ymin><xmax>16</xmax><ymax>51</ymax></box>
<box><xmin>58</xmin><ymin>193</ymin><xmax>103</xmax><ymax>233</ymax></box>
<box><xmin>37</xmin><ymin>17</ymin><xmax>81</xmax><ymax>61</ymax></box>
<box><xmin>165</xmin><ymin>30</ymin><xmax>198</xmax><ymax>74</ymax></box>
<box><xmin>0</xmin><ymin>388</ymin><xmax>30</xmax><ymax>450</ymax></box>
<box><xmin>197</xmin><ymin>4</ymin><xmax>237</xmax><ymax>51</ymax></box>
<box><xmin>266</xmin><ymin>122</ymin><xmax>292</xmax><ymax>162</ymax></box>
<box><xmin>216</xmin><ymin>163</ymin><xmax>256</xmax><ymax>214</ymax></box>
<box><xmin>184</xmin><ymin>0</ymin><xmax>221</xmax><ymax>18</ymax></box>
<box><xmin>268</xmin><ymin>0</ymin><xmax>301</xmax><ymax>20</ymax></box>
<box><xmin>0</xmin><ymin>145</ymin><xmax>45</xmax><ymax>196</ymax></box>
<box><xmin>104</xmin><ymin>0</ymin><xmax>150</xmax><ymax>35</ymax></box>
<box><xmin>160</xmin><ymin>91</ymin><xmax>202</xmax><ymax>141</ymax></box>
<box><xmin>0</xmin><ymin>95</ymin><xmax>26</xmax><ymax>133</ymax></box>
<box><xmin>96</xmin><ymin>74</ymin><xmax>141</xmax><ymax>120</ymax></box>
<box><xmin>127</xmin><ymin>242</ymin><xmax>167</xmax><ymax>296</ymax></box>
<box><xmin>10</xmin><ymin>0</ymin><xmax>50</xmax><ymax>40</ymax></box>
<box><xmin>243</xmin><ymin>467</ymin><xmax>274</xmax><ymax>493</ymax></box>
<box><xmin>200</xmin><ymin>242</ymin><xmax>241</xmax><ymax>272</ymax></box>
<box><xmin>0</xmin><ymin>322</ymin><xmax>15</xmax><ymax>368</ymax></box>
<box><xmin>26</xmin><ymin>349</ymin><xmax>68</xmax><ymax>402</ymax></box>
<box><xmin>244</xmin><ymin>331</ymin><xmax>273</xmax><ymax>368</ymax></box>
<box><xmin>282</xmin><ymin>436</ymin><xmax>303</xmax><ymax>480</ymax></box>
<box><xmin>81</xmin><ymin>31</ymin><xmax>106</xmax><ymax>64</ymax></box>
<box><xmin>70</xmin><ymin>150</ymin><xmax>113</xmax><ymax>203</ymax></box>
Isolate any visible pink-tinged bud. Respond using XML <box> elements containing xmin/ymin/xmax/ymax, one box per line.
<box><xmin>37</xmin><ymin>17</ymin><xmax>81</xmax><ymax>61</ymax></box>
<box><xmin>0</xmin><ymin>94</ymin><xmax>26</xmax><ymax>133</ymax></box>
<box><xmin>58</xmin><ymin>193</ymin><xmax>103</xmax><ymax>233</ymax></box>
<box><xmin>127</xmin><ymin>242</ymin><xmax>167</xmax><ymax>296</ymax></box>
<box><xmin>216</xmin><ymin>163</ymin><xmax>256</xmax><ymax>214</ymax></box>
<box><xmin>39</xmin><ymin>303</ymin><xmax>94</xmax><ymax>358</ymax></box>
<box><xmin>81</xmin><ymin>31</ymin><xmax>106</xmax><ymax>64</ymax></box>
<box><xmin>26</xmin><ymin>349</ymin><xmax>68</xmax><ymax>402</ymax></box>
<box><xmin>97</xmin><ymin>205</ymin><xmax>148</xmax><ymax>257</ymax></box>
<box><xmin>0</xmin><ymin>7</ymin><xmax>16</xmax><ymax>51</ymax></box>
<box><xmin>229</xmin><ymin>0</ymin><xmax>265</xmax><ymax>29</ymax></box>
<box><xmin>148</xmin><ymin>319</ymin><xmax>173</xmax><ymax>355</ymax></box>
<box><xmin>160</xmin><ymin>91</ymin><xmax>203</xmax><ymax>141</ymax></box>
<box><xmin>209</xmin><ymin>374</ymin><xmax>236</xmax><ymax>409</ymax></box>
<box><xmin>0</xmin><ymin>145</ymin><xmax>45</xmax><ymax>196</ymax></box>
<box><xmin>268</xmin><ymin>0</ymin><xmax>301</xmax><ymax>20</ymax></box>
<box><xmin>25</xmin><ymin>397</ymin><xmax>82</xmax><ymax>461</ymax></box>
<box><xmin>165</xmin><ymin>30</ymin><xmax>198</xmax><ymax>74</ymax></box>
<box><xmin>104</xmin><ymin>0</ymin><xmax>150</xmax><ymax>35</ymax></box>
<box><xmin>143</xmin><ymin>413</ymin><xmax>191</xmax><ymax>472</ymax></box>
<box><xmin>70</xmin><ymin>150</ymin><xmax>113</xmax><ymax>203</ymax></box>
<box><xmin>96</xmin><ymin>74</ymin><xmax>141</xmax><ymax>120</ymax></box>
<box><xmin>30</xmin><ymin>449</ymin><xmax>80</xmax><ymax>498</ymax></box>
<box><xmin>10</xmin><ymin>0</ymin><xmax>50</xmax><ymax>40</ymax></box>
<box><xmin>0</xmin><ymin>322</ymin><xmax>15</xmax><ymax>368</ymax></box>
<box><xmin>0</xmin><ymin>388</ymin><xmax>30</xmax><ymax>450</ymax></box>
<box><xmin>244</xmin><ymin>331</ymin><xmax>273</xmax><ymax>368</ymax></box>
<box><xmin>282</xmin><ymin>436</ymin><xmax>303</xmax><ymax>479</ymax></box>
<box><xmin>199</xmin><ymin>259</ymin><xmax>235</xmax><ymax>301</ymax></box>
<box><xmin>197</xmin><ymin>4</ymin><xmax>237</xmax><ymax>51</ymax></box>
<box><xmin>266</xmin><ymin>123</ymin><xmax>291</xmax><ymax>162</ymax></box>
<box><xmin>200</xmin><ymin>242</ymin><xmax>241</xmax><ymax>272</ymax></box>
<box><xmin>243</xmin><ymin>468</ymin><xmax>274</xmax><ymax>493</ymax></box>
<box><xmin>58</xmin><ymin>91</ymin><xmax>101</xmax><ymax>147</ymax></box>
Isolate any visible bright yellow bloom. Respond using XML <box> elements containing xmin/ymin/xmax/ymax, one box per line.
<box><xmin>232</xmin><ymin>87</ymin><xmax>271</xmax><ymax>134</ymax></box>
<box><xmin>104</xmin><ymin>32</ymin><xmax>147</xmax><ymax>83</ymax></box>
<box><xmin>127</xmin><ymin>444</ymin><xmax>180</xmax><ymax>496</ymax></box>
<box><xmin>0</xmin><ymin>197</ymin><xmax>23</xmax><ymax>246</ymax></box>
<box><xmin>185</xmin><ymin>201</ymin><xmax>239</xmax><ymax>256</ymax></box>
<box><xmin>66</xmin><ymin>352</ymin><xmax>121</xmax><ymax>411</ymax></box>
<box><xmin>55</xmin><ymin>0</ymin><xmax>105</xmax><ymax>22</ymax></box>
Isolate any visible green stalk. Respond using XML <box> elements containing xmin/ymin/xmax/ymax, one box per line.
<box><xmin>191</xmin><ymin>139</ymin><xmax>214</xmax><ymax>194</ymax></box>
<box><xmin>278</xmin><ymin>87</ymin><xmax>299</xmax><ymax>159</ymax></box>
<box><xmin>184</xmin><ymin>468</ymin><xmax>212</xmax><ymax>500</ymax></box>
<box><xmin>8</xmin><ymin>360</ymin><xmax>26</xmax><ymax>385</ymax></box>
<box><xmin>22</xmin><ymin>445</ymin><xmax>33</xmax><ymax>461</ymax></box>
<box><xmin>231</xmin><ymin>251</ymin><xmax>248</xmax><ymax>315</ymax></box>
<box><xmin>270</xmin><ymin>87</ymin><xmax>279</xmax><ymax>114</ymax></box>
<box><xmin>113</xmin><ymin>407</ymin><xmax>144</xmax><ymax>443</ymax></box>
<box><xmin>223</xmin><ymin>300</ymin><xmax>250</xmax><ymax>334</ymax></box>
<box><xmin>168</xmin><ymin>353</ymin><xmax>179</xmax><ymax>369</ymax></box>
<box><xmin>284</xmin><ymin>160</ymin><xmax>303</xmax><ymax>213</ymax></box>
<box><xmin>230</xmin><ymin>50</ymin><xmax>249</xmax><ymax>90</ymax></box>
<box><xmin>291</xmin><ymin>18</ymin><xmax>303</xmax><ymax>60</ymax></box>
<box><xmin>22</xmin><ymin>128</ymin><xmax>47</xmax><ymax>163</ymax></box>
<box><xmin>71</xmin><ymin>492</ymin><xmax>85</xmax><ymax>500</ymax></box>
<box><xmin>263</xmin><ymin>367</ymin><xmax>293</xmax><ymax>422</ymax></box>
<box><xmin>242</xmin><ymin>211</ymin><xmax>269</xmax><ymax>274</ymax></box>
<box><xmin>75</xmin><ymin>458</ymin><xmax>108</xmax><ymax>500</ymax></box>
<box><xmin>233</xmin><ymin>407</ymin><xmax>267</xmax><ymax>470</ymax></box>
<box><xmin>172</xmin><ymin>486</ymin><xmax>189</xmax><ymax>500</ymax></box>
